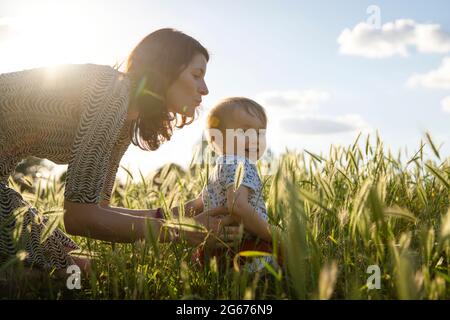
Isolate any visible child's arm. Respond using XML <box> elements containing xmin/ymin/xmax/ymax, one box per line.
<box><xmin>170</xmin><ymin>196</ymin><xmax>204</xmax><ymax>218</ymax></box>
<box><xmin>226</xmin><ymin>185</ymin><xmax>272</xmax><ymax>243</ymax></box>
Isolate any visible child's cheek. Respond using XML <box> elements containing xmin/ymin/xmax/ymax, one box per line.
<box><xmin>234</xmin><ymin>136</ymin><xmax>244</xmax><ymax>156</ymax></box>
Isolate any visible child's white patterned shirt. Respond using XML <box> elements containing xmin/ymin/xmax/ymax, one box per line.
<box><xmin>201</xmin><ymin>154</ymin><xmax>272</xmax><ymax>272</ymax></box>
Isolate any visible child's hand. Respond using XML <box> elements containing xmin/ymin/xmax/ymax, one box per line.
<box><xmin>189</xmin><ymin>207</ymin><xmax>243</xmax><ymax>249</ymax></box>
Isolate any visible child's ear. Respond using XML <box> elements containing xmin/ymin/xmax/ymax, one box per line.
<box><xmin>206</xmin><ymin>128</ymin><xmax>224</xmax><ymax>154</ymax></box>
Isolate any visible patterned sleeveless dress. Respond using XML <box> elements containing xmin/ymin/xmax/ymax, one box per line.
<box><xmin>0</xmin><ymin>64</ymin><xmax>132</xmax><ymax>269</ymax></box>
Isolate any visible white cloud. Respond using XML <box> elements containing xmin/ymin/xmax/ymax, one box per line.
<box><xmin>256</xmin><ymin>90</ymin><xmax>330</xmax><ymax>111</ymax></box>
<box><xmin>338</xmin><ymin>19</ymin><xmax>450</xmax><ymax>58</ymax></box>
<box><xmin>406</xmin><ymin>57</ymin><xmax>450</xmax><ymax>114</ymax></box>
<box><xmin>280</xmin><ymin>114</ymin><xmax>370</xmax><ymax>135</ymax></box>
<box><xmin>442</xmin><ymin>96</ymin><xmax>450</xmax><ymax>113</ymax></box>
<box><xmin>255</xmin><ymin>90</ymin><xmax>371</xmax><ymax>136</ymax></box>
<box><xmin>407</xmin><ymin>56</ymin><xmax>450</xmax><ymax>89</ymax></box>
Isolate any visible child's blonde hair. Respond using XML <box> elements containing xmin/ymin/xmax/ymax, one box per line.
<box><xmin>206</xmin><ymin>97</ymin><xmax>267</xmax><ymax>132</ymax></box>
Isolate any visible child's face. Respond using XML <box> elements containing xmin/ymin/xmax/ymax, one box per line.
<box><xmin>221</xmin><ymin>108</ymin><xmax>267</xmax><ymax>161</ymax></box>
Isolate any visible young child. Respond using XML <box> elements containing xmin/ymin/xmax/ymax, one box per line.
<box><xmin>184</xmin><ymin>97</ymin><xmax>279</xmax><ymax>271</ymax></box>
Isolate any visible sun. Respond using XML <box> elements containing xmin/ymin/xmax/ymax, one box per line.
<box><xmin>0</xmin><ymin>1</ymin><xmax>112</xmax><ymax>72</ymax></box>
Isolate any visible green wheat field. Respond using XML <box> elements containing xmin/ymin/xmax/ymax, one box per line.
<box><xmin>1</xmin><ymin>132</ymin><xmax>449</xmax><ymax>299</ymax></box>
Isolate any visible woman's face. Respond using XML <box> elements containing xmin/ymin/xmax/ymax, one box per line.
<box><xmin>166</xmin><ymin>53</ymin><xmax>209</xmax><ymax>117</ymax></box>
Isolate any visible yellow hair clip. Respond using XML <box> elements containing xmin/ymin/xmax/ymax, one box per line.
<box><xmin>209</xmin><ymin>116</ymin><xmax>220</xmax><ymax>128</ymax></box>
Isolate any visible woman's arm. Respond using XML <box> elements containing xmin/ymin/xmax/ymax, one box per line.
<box><xmin>99</xmin><ymin>200</ymin><xmax>158</xmax><ymax>218</ymax></box>
<box><xmin>64</xmin><ymin>199</ymin><xmax>239</xmax><ymax>247</ymax></box>
<box><xmin>64</xmin><ymin>200</ymin><xmax>165</xmax><ymax>243</ymax></box>
<box><xmin>99</xmin><ymin>196</ymin><xmax>204</xmax><ymax>219</ymax></box>
<box><xmin>226</xmin><ymin>186</ymin><xmax>273</xmax><ymax>243</ymax></box>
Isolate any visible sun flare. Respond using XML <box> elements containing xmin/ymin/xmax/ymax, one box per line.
<box><xmin>0</xmin><ymin>1</ymin><xmax>113</xmax><ymax>73</ymax></box>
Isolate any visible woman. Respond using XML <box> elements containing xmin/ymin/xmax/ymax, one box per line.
<box><xmin>0</xmin><ymin>28</ymin><xmax>239</xmax><ymax>271</ymax></box>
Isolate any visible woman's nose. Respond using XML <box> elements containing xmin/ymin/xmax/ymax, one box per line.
<box><xmin>199</xmin><ymin>80</ymin><xmax>209</xmax><ymax>96</ymax></box>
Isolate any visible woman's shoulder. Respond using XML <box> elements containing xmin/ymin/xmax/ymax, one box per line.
<box><xmin>70</xmin><ymin>63</ymin><xmax>127</xmax><ymax>77</ymax></box>
<box><xmin>78</xmin><ymin>63</ymin><xmax>131</xmax><ymax>92</ymax></box>
<box><xmin>53</xmin><ymin>63</ymin><xmax>130</xmax><ymax>86</ymax></box>
<box><xmin>57</xmin><ymin>64</ymin><xmax>131</xmax><ymax>101</ymax></box>
<box><xmin>1</xmin><ymin>63</ymin><xmax>131</xmax><ymax>118</ymax></box>
<box><xmin>0</xmin><ymin>63</ymin><xmax>129</xmax><ymax>86</ymax></box>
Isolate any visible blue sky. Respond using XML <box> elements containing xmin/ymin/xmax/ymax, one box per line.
<box><xmin>1</xmin><ymin>0</ymin><xmax>449</xmax><ymax>181</ymax></box>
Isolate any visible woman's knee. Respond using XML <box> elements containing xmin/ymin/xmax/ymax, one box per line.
<box><xmin>63</xmin><ymin>202</ymin><xmax>83</xmax><ymax>236</ymax></box>
<box><xmin>63</xmin><ymin>200</ymin><xmax>97</xmax><ymax>236</ymax></box>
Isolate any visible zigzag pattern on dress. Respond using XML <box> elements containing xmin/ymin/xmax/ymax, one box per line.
<box><xmin>0</xmin><ymin>64</ymin><xmax>132</xmax><ymax>269</ymax></box>
<box><xmin>0</xmin><ymin>183</ymin><xmax>80</xmax><ymax>269</ymax></box>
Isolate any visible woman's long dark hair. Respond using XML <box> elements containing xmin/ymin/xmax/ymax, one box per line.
<box><xmin>126</xmin><ymin>28</ymin><xmax>209</xmax><ymax>151</ymax></box>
